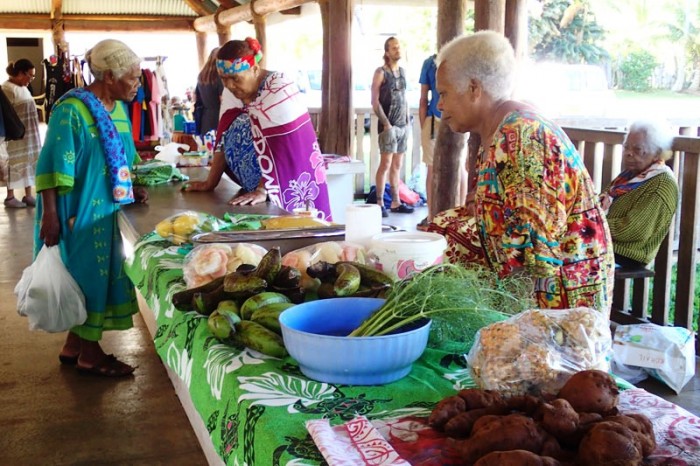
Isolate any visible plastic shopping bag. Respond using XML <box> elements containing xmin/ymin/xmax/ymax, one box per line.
<box><xmin>14</xmin><ymin>246</ymin><xmax>87</xmax><ymax>332</ymax></box>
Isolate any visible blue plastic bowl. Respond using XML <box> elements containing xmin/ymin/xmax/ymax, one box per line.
<box><xmin>279</xmin><ymin>297</ymin><xmax>431</xmax><ymax>385</ymax></box>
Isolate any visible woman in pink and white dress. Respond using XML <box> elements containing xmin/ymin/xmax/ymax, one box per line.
<box><xmin>185</xmin><ymin>37</ymin><xmax>332</xmax><ymax>220</ymax></box>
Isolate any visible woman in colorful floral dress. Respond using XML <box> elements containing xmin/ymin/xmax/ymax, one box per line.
<box><xmin>185</xmin><ymin>37</ymin><xmax>332</xmax><ymax>220</ymax></box>
<box><xmin>428</xmin><ymin>31</ymin><xmax>614</xmax><ymax>314</ymax></box>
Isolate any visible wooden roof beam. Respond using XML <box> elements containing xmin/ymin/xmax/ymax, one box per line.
<box><xmin>194</xmin><ymin>0</ymin><xmax>313</xmax><ymax>32</ymax></box>
<box><xmin>0</xmin><ymin>15</ymin><xmax>195</xmax><ymax>32</ymax></box>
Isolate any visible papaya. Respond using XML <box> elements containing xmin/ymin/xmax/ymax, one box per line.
<box><xmin>250</xmin><ymin>302</ymin><xmax>295</xmax><ymax>334</ymax></box>
<box><xmin>233</xmin><ymin>321</ymin><xmax>288</xmax><ymax>358</ymax></box>
<box><xmin>240</xmin><ymin>291</ymin><xmax>291</xmax><ymax>320</ymax></box>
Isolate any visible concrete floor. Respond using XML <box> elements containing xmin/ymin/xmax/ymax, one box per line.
<box><xmin>1</xmin><ymin>201</ymin><xmax>698</xmax><ymax>465</ymax></box>
<box><xmin>0</xmin><ymin>204</ymin><xmax>206</xmax><ymax>465</ymax></box>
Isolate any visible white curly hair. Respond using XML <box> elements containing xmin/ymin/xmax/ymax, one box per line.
<box><xmin>436</xmin><ymin>31</ymin><xmax>515</xmax><ymax>101</ymax></box>
<box><xmin>626</xmin><ymin>119</ymin><xmax>675</xmax><ymax>161</ymax></box>
<box><xmin>86</xmin><ymin>39</ymin><xmax>141</xmax><ymax>81</ymax></box>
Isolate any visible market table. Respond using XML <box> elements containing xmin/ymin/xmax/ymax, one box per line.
<box><xmin>121</xmin><ymin>170</ymin><xmax>700</xmax><ymax>466</ymax></box>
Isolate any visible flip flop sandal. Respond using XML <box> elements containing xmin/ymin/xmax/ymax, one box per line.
<box><xmin>390</xmin><ymin>204</ymin><xmax>414</xmax><ymax>214</ymax></box>
<box><xmin>76</xmin><ymin>354</ymin><xmax>135</xmax><ymax>377</ymax></box>
<box><xmin>416</xmin><ymin>217</ymin><xmax>429</xmax><ymax>231</ymax></box>
<box><xmin>59</xmin><ymin>353</ymin><xmax>79</xmax><ymax>365</ymax></box>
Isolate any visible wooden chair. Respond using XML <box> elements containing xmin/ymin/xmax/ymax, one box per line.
<box><xmin>33</xmin><ymin>93</ymin><xmax>46</xmax><ymax>123</ymax></box>
<box><xmin>613</xmin><ymin>266</ymin><xmax>655</xmax><ymax>319</ymax></box>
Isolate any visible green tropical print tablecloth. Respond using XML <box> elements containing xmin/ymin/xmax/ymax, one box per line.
<box><xmin>124</xmin><ymin>233</ymin><xmax>476</xmax><ymax>465</ymax></box>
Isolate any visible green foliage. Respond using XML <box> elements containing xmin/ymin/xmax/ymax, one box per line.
<box><xmin>645</xmin><ymin>263</ymin><xmax>700</xmax><ymax>332</ymax></box>
<box><xmin>619</xmin><ymin>50</ymin><xmax>658</xmax><ymax>91</ymax></box>
<box><xmin>529</xmin><ymin>0</ymin><xmax>609</xmax><ymax>64</ymax></box>
<box><xmin>349</xmin><ymin>263</ymin><xmax>534</xmax><ymax>353</ymax></box>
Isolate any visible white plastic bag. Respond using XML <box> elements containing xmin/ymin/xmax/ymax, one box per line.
<box><xmin>613</xmin><ymin>323</ymin><xmax>695</xmax><ymax>394</ymax></box>
<box><xmin>14</xmin><ymin>246</ymin><xmax>87</xmax><ymax>332</ymax></box>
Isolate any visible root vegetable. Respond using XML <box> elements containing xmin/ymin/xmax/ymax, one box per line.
<box><xmin>577</xmin><ymin>421</ymin><xmax>643</xmax><ymax>465</ymax></box>
<box><xmin>458</xmin><ymin>388</ymin><xmax>505</xmax><ymax>410</ymax></box>
<box><xmin>444</xmin><ymin>406</ymin><xmax>507</xmax><ymax>438</ymax></box>
<box><xmin>429</xmin><ymin>395</ymin><xmax>466</xmax><ymax>429</ymax></box>
<box><xmin>474</xmin><ymin>450</ymin><xmax>563</xmax><ymax>466</ymax></box>
<box><xmin>457</xmin><ymin>414</ymin><xmax>546</xmax><ymax>465</ymax></box>
<box><xmin>538</xmin><ymin>399</ymin><xmax>579</xmax><ymax>438</ymax></box>
<box><xmin>604</xmin><ymin>414</ymin><xmax>656</xmax><ymax>457</ymax></box>
<box><xmin>557</xmin><ymin>370</ymin><xmax>619</xmax><ymax>415</ymax></box>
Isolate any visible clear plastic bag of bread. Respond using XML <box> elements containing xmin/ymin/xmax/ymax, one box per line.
<box><xmin>467</xmin><ymin>307</ymin><xmax>612</xmax><ymax>397</ymax></box>
<box><xmin>182</xmin><ymin>243</ymin><xmax>268</xmax><ymax>288</ymax></box>
<box><xmin>281</xmin><ymin>241</ymin><xmax>375</xmax><ymax>290</ymax></box>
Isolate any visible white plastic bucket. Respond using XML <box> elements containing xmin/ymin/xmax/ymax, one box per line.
<box><xmin>369</xmin><ymin>231</ymin><xmax>448</xmax><ymax>280</ymax></box>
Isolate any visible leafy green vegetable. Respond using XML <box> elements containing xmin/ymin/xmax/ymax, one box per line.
<box><xmin>349</xmin><ymin>263</ymin><xmax>534</xmax><ymax>352</ymax></box>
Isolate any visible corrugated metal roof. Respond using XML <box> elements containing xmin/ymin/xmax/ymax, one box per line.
<box><xmin>0</xmin><ymin>0</ymin><xmax>202</xmax><ymax>17</ymax></box>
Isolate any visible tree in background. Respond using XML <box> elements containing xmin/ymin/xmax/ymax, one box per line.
<box><xmin>529</xmin><ymin>0</ymin><xmax>609</xmax><ymax>64</ymax></box>
<box><xmin>662</xmin><ymin>1</ymin><xmax>700</xmax><ymax>91</ymax></box>
<box><xmin>619</xmin><ymin>50</ymin><xmax>658</xmax><ymax>91</ymax></box>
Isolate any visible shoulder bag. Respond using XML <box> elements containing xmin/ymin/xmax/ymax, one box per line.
<box><xmin>0</xmin><ymin>88</ymin><xmax>25</xmax><ymax>141</ymax></box>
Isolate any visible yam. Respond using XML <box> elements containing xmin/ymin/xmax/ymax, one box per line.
<box><xmin>474</xmin><ymin>450</ymin><xmax>563</xmax><ymax>466</ymax></box>
<box><xmin>557</xmin><ymin>370</ymin><xmax>619</xmax><ymax>415</ymax></box>
<box><xmin>538</xmin><ymin>399</ymin><xmax>579</xmax><ymax>438</ymax></box>
<box><xmin>577</xmin><ymin>421</ymin><xmax>643</xmax><ymax>466</ymax></box>
<box><xmin>457</xmin><ymin>414</ymin><xmax>546</xmax><ymax>465</ymax></box>
<box><xmin>605</xmin><ymin>414</ymin><xmax>656</xmax><ymax>456</ymax></box>
<box><xmin>457</xmin><ymin>388</ymin><xmax>505</xmax><ymax>410</ymax></box>
<box><xmin>429</xmin><ymin>395</ymin><xmax>466</xmax><ymax>429</ymax></box>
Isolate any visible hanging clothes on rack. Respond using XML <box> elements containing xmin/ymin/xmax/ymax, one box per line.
<box><xmin>43</xmin><ymin>53</ymin><xmax>75</xmax><ymax>119</ymax></box>
<box><xmin>129</xmin><ymin>56</ymin><xmax>167</xmax><ymax>144</ymax></box>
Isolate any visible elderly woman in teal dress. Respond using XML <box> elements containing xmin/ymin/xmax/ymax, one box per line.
<box><xmin>34</xmin><ymin>39</ymin><xmax>147</xmax><ymax>377</ymax></box>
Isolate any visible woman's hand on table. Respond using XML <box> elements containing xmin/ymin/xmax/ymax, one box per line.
<box><xmin>228</xmin><ymin>187</ymin><xmax>267</xmax><ymax>206</ymax></box>
<box><xmin>182</xmin><ymin>180</ymin><xmax>215</xmax><ymax>192</ymax></box>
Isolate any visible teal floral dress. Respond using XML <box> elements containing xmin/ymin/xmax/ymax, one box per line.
<box><xmin>34</xmin><ymin>98</ymin><xmax>139</xmax><ymax>341</ymax></box>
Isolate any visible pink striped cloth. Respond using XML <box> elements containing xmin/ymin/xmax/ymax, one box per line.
<box><xmin>306</xmin><ymin>416</ymin><xmax>410</xmax><ymax>466</ymax></box>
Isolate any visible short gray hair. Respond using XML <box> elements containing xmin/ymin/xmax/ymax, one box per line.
<box><xmin>626</xmin><ymin>119</ymin><xmax>675</xmax><ymax>161</ymax></box>
<box><xmin>86</xmin><ymin>39</ymin><xmax>141</xmax><ymax>81</ymax></box>
<box><xmin>436</xmin><ymin>31</ymin><xmax>515</xmax><ymax>100</ymax></box>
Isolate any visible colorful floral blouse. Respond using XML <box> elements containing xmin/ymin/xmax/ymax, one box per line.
<box><xmin>430</xmin><ymin>110</ymin><xmax>614</xmax><ymax>313</ymax></box>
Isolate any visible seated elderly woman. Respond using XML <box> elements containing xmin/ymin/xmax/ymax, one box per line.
<box><xmin>599</xmin><ymin>120</ymin><xmax>678</xmax><ymax>269</ymax></box>
<box><xmin>427</xmin><ymin>31</ymin><xmax>615</xmax><ymax>314</ymax></box>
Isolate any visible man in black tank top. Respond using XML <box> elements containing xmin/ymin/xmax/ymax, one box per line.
<box><xmin>370</xmin><ymin>37</ymin><xmax>414</xmax><ymax>217</ymax></box>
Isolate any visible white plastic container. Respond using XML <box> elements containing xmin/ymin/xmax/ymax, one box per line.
<box><xmin>369</xmin><ymin>231</ymin><xmax>447</xmax><ymax>280</ymax></box>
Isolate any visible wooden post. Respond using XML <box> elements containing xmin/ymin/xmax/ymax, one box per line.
<box><xmin>318</xmin><ymin>0</ymin><xmax>330</xmax><ymax>145</ymax></box>
<box><xmin>196</xmin><ymin>31</ymin><xmax>208</xmax><ymax>70</ymax></box>
<box><xmin>505</xmin><ymin>0</ymin><xmax>527</xmax><ymax>61</ymax></box>
<box><xmin>50</xmin><ymin>0</ymin><xmax>67</xmax><ymax>54</ymax></box>
<box><xmin>318</xmin><ymin>0</ymin><xmax>352</xmax><ymax>156</ymax></box>
<box><xmin>214</xmin><ymin>7</ymin><xmax>231</xmax><ymax>45</ymax></box>
<box><xmin>251</xmin><ymin>0</ymin><xmax>267</xmax><ymax>68</ymax></box>
<box><xmin>474</xmin><ymin>0</ymin><xmax>506</xmax><ymax>32</ymax></box>
<box><xmin>431</xmin><ymin>0</ymin><xmax>467</xmax><ymax>216</ymax></box>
